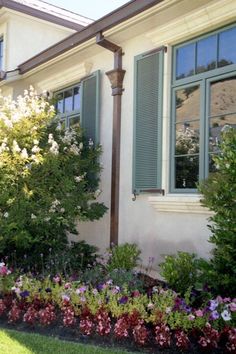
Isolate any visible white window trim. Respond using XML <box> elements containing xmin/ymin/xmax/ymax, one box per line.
<box><xmin>148</xmin><ymin>195</ymin><xmax>213</xmax><ymax>214</ymax></box>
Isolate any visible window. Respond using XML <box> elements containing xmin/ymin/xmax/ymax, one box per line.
<box><xmin>171</xmin><ymin>24</ymin><xmax>236</xmax><ymax>192</ymax></box>
<box><xmin>54</xmin><ymin>71</ymin><xmax>100</xmax><ymax>144</ymax></box>
<box><xmin>0</xmin><ymin>38</ymin><xmax>4</xmax><ymax>71</ymax></box>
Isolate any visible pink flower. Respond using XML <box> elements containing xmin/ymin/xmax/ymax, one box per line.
<box><xmin>64</xmin><ymin>282</ymin><xmax>71</xmax><ymax>289</ymax></box>
<box><xmin>188</xmin><ymin>314</ymin><xmax>195</xmax><ymax>321</ymax></box>
<box><xmin>195</xmin><ymin>309</ymin><xmax>204</xmax><ymax>317</ymax></box>
<box><xmin>229</xmin><ymin>302</ymin><xmax>236</xmax><ymax>312</ymax></box>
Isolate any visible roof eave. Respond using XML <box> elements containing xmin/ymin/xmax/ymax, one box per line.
<box><xmin>18</xmin><ymin>0</ymin><xmax>164</xmax><ymax>75</ymax></box>
<box><xmin>0</xmin><ymin>0</ymin><xmax>85</xmax><ymax>31</ymax></box>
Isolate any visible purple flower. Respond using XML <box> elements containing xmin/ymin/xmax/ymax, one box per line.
<box><xmin>45</xmin><ymin>288</ymin><xmax>52</xmax><ymax>293</ymax></box>
<box><xmin>208</xmin><ymin>300</ymin><xmax>218</xmax><ymax>311</ymax></box>
<box><xmin>209</xmin><ymin>310</ymin><xmax>219</xmax><ymax>320</ymax></box>
<box><xmin>76</xmin><ymin>286</ymin><xmax>87</xmax><ymax>294</ymax></box>
<box><xmin>62</xmin><ymin>294</ymin><xmax>70</xmax><ymax>302</ymax></box>
<box><xmin>119</xmin><ymin>296</ymin><xmax>128</xmax><ymax>305</ymax></box>
<box><xmin>20</xmin><ymin>290</ymin><xmax>30</xmax><ymax>298</ymax></box>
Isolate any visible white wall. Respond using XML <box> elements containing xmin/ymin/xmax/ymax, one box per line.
<box><xmin>0</xmin><ymin>10</ymin><xmax>74</xmax><ymax>71</ymax></box>
<box><xmin>4</xmin><ymin>0</ymin><xmax>235</xmax><ymax>268</ymax></box>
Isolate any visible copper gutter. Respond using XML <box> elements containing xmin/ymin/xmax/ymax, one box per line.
<box><xmin>96</xmin><ymin>32</ymin><xmax>125</xmax><ymax>246</ymax></box>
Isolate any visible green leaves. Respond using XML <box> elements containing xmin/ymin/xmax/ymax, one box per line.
<box><xmin>198</xmin><ymin>128</ymin><xmax>236</xmax><ymax>295</ymax></box>
<box><xmin>0</xmin><ymin>88</ymin><xmax>107</xmax><ymax>271</ymax></box>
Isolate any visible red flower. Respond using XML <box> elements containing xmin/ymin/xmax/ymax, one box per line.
<box><xmin>155</xmin><ymin>324</ymin><xmax>171</xmax><ymax>348</ymax></box>
<box><xmin>133</xmin><ymin>320</ymin><xmax>148</xmax><ymax>345</ymax></box>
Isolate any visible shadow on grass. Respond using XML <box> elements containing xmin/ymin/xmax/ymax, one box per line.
<box><xmin>2</xmin><ymin>328</ymin><xmax>136</xmax><ymax>354</ymax></box>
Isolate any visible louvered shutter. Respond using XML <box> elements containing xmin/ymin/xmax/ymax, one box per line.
<box><xmin>133</xmin><ymin>50</ymin><xmax>164</xmax><ymax>193</ymax></box>
<box><xmin>81</xmin><ymin>70</ymin><xmax>100</xmax><ymax>144</ymax></box>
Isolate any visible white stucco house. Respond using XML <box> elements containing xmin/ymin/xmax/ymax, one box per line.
<box><xmin>0</xmin><ymin>0</ymin><xmax>235</xmax><ymax>269</ymax></box>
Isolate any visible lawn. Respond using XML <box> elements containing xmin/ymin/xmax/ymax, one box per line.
<box><xmin>0</xmin><ymin>329</ymin><xmax>134</xmax><ymax>354</ymax></box>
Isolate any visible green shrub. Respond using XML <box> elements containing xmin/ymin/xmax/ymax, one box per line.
<box><xmin>107</xmin><ymin>243</ymin><xmax>141</xmax><ymax>272</ymax></box>
<box><xmin>159</xmin><ymin>251</ymin><xmax>200</xmax><ymax>294</ymax></box>
<box><xmin>0</xmin><ymin>88</ymin><xmax>107</xmax><ymax>271</ymax></box>
<box><xmin>198</xmin><ymin>127</ymin><xmax>236</xmax><ymax>295</ymax></box>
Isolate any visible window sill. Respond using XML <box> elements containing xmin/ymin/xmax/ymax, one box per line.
<box><xmin>148</xmin><ymin>195</ymin><xmax>213</xmax><ymax>214</ymax></box>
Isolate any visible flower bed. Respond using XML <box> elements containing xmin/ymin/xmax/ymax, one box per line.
<box><xmin>0</xmin><ymin>263</ymin><xmax>235</xmax><ymax>353</ymax></box>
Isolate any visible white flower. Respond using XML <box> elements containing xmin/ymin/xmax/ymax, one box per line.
<box><xmin>33</xmin><ymin>139</ymin><xmax>39</xmax><ymax>145</ymax></box>
<box><xmin>20</xmin><ymin>148</ymin><xmax>28</xmax><ymax>159</ymax></box>
<box><xmin>226</xmin><ymin>163</ymin><xmax>230</xmax><ymax>169</ymax></box>
<box><xmin>94</xmin><ymin>189</ymin><xmax>101</xmax><ymax>198</ymax></box>
<box><xmin>79</xmin><ymin>142</ymin><xmax>83</xmax><ymax>150</ymax></box>
<box><xmin>221</xmin><ymin>309</ymin><xmax>232</xmax><ymax>321</ymax></box>
<box><xmin>12</xmin><ymin>140</ymin><xmax>21</xmax><ymax>153</ymax></box>
<box><xmin>74</xmin><ymin>176</ymin><xmax>83</xmax><ymax>183</ymax></box>
<box><xmin>3</xmin><ymin>212</ymin><xmax>9</xmax><ymax>218</ymax></box>
<box><xmin>31</xmin><ymin>213</ymin><xmax>37</xmax><ymax>219</ymax></box>
<box><xmin>32</xmin><ymin>145</ymin><xmax>40</xmax><ymax>153</ymax></box>
<box><xmin>49</xmin><ymin>141</ymin><xmax>59</xmax><ymax>155</ymax></box>
<box><xmin>89</xmin><ymin>138</ymin><xmax>94</xmax><ymax>148</ymax></box>
<box><xmin>48</xmin><ymin>133</ymin><xmax>54</xmax><ymax>144</ymax></box>
<box><xmin>70</xmin><ymin>144</ymin><xmax>80</xmax><ymax>155</ymax></box>
<box><xmin>44</xmin><ymin>217</ymin><xmax>51</xmax><ymax>222</ymax></box>
<box><xmin>60</xmin><ymin>208</ymin><xmax>65</xmax><ymax>213</ymax></box>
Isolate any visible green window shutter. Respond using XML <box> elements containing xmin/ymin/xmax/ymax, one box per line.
<box><xmin>133</xmin><ymin>50</ymin><xmax>164</xmax><ymax>193</ymax></box>
<box><xmin>81</xmin><ymin>70</ymin><xmax>100</xmax><ymax>144</ymax></box>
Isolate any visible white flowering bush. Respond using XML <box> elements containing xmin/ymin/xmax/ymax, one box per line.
<box><xmin>0</xmin><ymin>87</ymin><xmax>107</xmax><ymax>269</ymax></box>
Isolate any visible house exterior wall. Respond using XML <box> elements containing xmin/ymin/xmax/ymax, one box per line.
<box><xmin>2</xmin><ymin>0</ymin><xmax>236</xmax><ymax>270</ymax></box>
<box><xmin>0</xmin><ymin>9</ymin><xmax>75</xmax><ymax>71</ymax></box>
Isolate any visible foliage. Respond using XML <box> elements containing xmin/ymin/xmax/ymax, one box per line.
<box><xmin>159</xmin><ymin>251</ymin><xmax>202</xmax><ymax>294</ymax></box>
<box><xmin>107</xmin><ymin>243</ymin><xmax>141</xmax><ymax>272</ymax></box>
<box><xmin>44</xmin><ymin>241</ymin><xmax>98</xmax><ymax>276</ymax></box>
<box><xmin>0</xmin><ymin>87</ymin><xmax>107</xmax><ymax>270</ymax></box>
<box><xmin>0</xmin><ymin>268</ymin><xmax>235</xmax><ymax>352</ymax></box>
<box><xmin>198</xmin><ymin>127</ymin><xmax>236</xmax><ymax>295</ymax></box>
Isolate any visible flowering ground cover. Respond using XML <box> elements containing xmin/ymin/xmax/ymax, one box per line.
<box><xmin>0</xmin><ymin>263</ymin><xmax>235</xmax><ymax>353</ymax></box>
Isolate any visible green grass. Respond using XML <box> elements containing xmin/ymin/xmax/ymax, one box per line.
<box><xmin>0</xmin><ymin>329</ymin><xmax>133</xmax><ymax>354</ymax></box>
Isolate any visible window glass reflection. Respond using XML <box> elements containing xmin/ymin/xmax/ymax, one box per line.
<box><xmin>56</xmin><ymin>93</ymin><xmax>63</xmax><ymax>113</ymax></box>
<box><xmin>196</xmin><ymin>35</ymin><xmax>217</xmax><ymax>73</ymax></box>
<box><xmin>210</xmin><ymin>77</ymin><xmax>236</xmax><ymax>117</ymax></box>
<box><xmin>176</xmin><ymin>43</ymin><xmax>195</xmax><ymax>79</ymax></box>
<box><xmin>175</xmin><ymin>155</ymin><xmax>199</xmax><ymax>189</ymax></box>
<box><xmin>219</xmin><ymin>27</ymin><xmax>236</xmax><ymax>67</ymax></box>
<box><xmin>176</xmin><ymin>86</ymin><xmax>200</xmax><ymax>122</ymax></box>
<box><xmin>175</xmin><ymin>122</ymin><xmax>200</xmax><ymax>155</ymax></box>
<box><xmin>73</xmin><ymin>86</ymin><xmax>80</xmax><ymax>110</ymax></box>
<box><xmin>64</xmin><ymin>89</ymin><xmax>73</xmax><ymax>113</ymax></box>
<box><xmin>69</xmin><ymin>115</ymin><xmax>80</xmax><ymax>127</ymax></box>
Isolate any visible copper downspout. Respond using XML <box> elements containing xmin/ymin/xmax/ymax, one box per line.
<box><xmin>96</xmin><ymin>32</ymin><xmax>125</xmax><ymax>246</ymax></box>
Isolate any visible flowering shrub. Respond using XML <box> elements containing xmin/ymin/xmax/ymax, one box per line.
<box><xmin>0</xmin><ymin>87</ymin><xmax>107</xmax><ymax>270</ymax></box>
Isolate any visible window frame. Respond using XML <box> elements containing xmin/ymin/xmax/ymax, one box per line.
<box><xmin>170</xmin><ymin>23</ymin><xmax>236</xmax><ymax>193</ymax></box>
<box><xmin>54</xmin><ymin>82</ymin><xmax>81</xmax><ymax>128</ymax></box>
<box><xmin>0</xmin><ymin>37</ymin><xmax>4</xmax><ymax>71</ymax></box>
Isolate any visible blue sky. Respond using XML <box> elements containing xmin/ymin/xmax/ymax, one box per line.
<box><xmin>45</xmin><ymin>0</ymin><xmax>129</xmax><ymax>20</ymax></box>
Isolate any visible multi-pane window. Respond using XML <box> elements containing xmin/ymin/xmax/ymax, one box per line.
<box><xmin>53</xmin><ymin>71</ymin><xmax>100</xmax><ymax>145</ymax></box>
<box><xmin>0</xmin><ymin>38</ymin><xmax>4</xmax><ymax>71</ymax></box>
<box><xmin>171</xmin><ymin>24</ymin><xmax>236</xmax><ymax>192</ymax></box>
<box><xmin>55</xmin><ymin>84</ymin><xmax>80</xmax><ymax>128</ymax></box>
